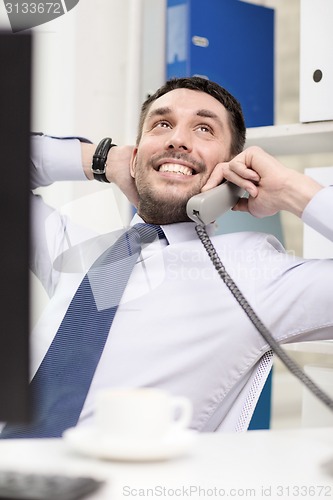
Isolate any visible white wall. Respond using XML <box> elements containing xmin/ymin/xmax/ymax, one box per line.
<box><xmin>31</xmin><ymin>0</ymin><xmax>129</xmax><ymax>142</ymax></box>
<box><xmin>29</xmin><ymin>0</ymin><xmax>166</xmax><ymax>143</ymax></box>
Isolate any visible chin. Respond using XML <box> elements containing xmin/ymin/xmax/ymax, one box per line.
<box><xmin>135</xmin><ymin>178</ymin><xmax>201</xmax><ymax>224</ymax></box>
<box><xmin>137</xmin><ymin>195</ymin><xmax>191</xmax><ymax>225</ymax></box>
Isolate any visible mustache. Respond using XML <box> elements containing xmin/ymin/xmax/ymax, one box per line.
<box><xmin>150</xmin><ymin>151</ymin><xmax>206</xmax><ymax>173</ymax></box>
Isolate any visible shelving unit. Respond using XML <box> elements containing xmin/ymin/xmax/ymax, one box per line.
<box><xmin>245</xmin><ymin>121</ymin><xmax>333</xmax><ymax>156</ymax></box>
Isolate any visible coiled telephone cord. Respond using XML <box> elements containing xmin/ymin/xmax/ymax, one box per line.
<box><xmin>195</xmin><ymin>223</ymin><xmax>333</xmax><ymax>412</ymax></box>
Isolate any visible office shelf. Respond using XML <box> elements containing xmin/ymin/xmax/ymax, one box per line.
<box><xmin>245</xmin><ymin>121</ymin><xmax>333</xmax><ymax>156</ymax></box>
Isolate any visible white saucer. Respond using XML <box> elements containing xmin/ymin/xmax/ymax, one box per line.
<box><xmin>63</xmin><ymin>426</ymin><xmax>197</xmax><ymax>462</ymax></box>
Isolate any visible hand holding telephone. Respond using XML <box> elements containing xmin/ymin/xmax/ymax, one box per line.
<box><xmin>186</xmin><ymin>182</ymin><xmax>245</xmax><ymax>225</ymax></box>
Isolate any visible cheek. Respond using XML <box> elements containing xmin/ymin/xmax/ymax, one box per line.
<box><xmin>203</xmin><ymin>149</ymin><xmax>227</xmax><ymax>176</ymax></box>
<box><xmin>201</xmin><ymin>161</ymin><xmax>216</xmax><ymax>181</ymax></box>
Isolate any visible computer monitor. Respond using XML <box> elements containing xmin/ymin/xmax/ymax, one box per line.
<box><xmin>0</xmin><ymin>31</ymin><xmax>31</xmax><ymax>423</ymax></box>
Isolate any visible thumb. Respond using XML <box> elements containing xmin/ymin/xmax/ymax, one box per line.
<box><xmin>232</xmin><ymin>197</ymin><xmax>249</xmax><ymax>213</ymax></box>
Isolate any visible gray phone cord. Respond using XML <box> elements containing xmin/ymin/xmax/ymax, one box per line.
<box><xmin>195</xmin><ymin>223</ymin><xmax>333</xmax><ymax>412</ymax></box>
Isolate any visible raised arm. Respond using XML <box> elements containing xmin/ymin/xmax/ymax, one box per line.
<box><xmin>30</xmin><ymin>135</ymin><xmax>138</xmax><ymax>294</ymax></box>
<box><xmin>31</xmin><ymin>134</ymin><xmax>137</xmax><ymax>206</ymax></box>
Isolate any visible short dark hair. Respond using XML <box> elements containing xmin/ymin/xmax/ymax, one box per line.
<box><xmin>137</xmin><ymin>76</ymin><xmax>246</xmax><ymax>157</ymax></box>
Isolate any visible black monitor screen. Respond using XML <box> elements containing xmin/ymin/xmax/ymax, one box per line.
<box><xmin>0</xmin><ymin>31</ymin><xmax>31</xmax><ymax>423</ymax></box>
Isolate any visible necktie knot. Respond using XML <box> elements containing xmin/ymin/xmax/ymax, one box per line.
<box><xmin>132</xmin><ymin>223</ymin><xmax>166</xmax><ymax>245</ymax></box>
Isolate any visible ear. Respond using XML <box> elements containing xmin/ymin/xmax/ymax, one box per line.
<box><xmin>129</xmin><ymin>147</ymin><xmax>138</xmax><ymax>179</ymax></box>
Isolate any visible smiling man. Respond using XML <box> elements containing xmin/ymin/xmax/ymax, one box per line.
<box><xmin>130</xmin><ymin>79</ymin><xmax>242</xmax><ymax>225</ymax></box>
<box><xmin>2</xmin><ymin>76</ymin><xmax>333</xmax><ymax>439</ymax></box>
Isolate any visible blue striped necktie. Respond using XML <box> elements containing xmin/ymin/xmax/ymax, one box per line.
<box><xmin>1</xmin><ymin>223</ymin><xmax>165</xmax><ymax>438</ymax></box>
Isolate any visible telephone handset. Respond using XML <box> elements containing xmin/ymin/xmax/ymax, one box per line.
<box><xmin>186</xmin><ymin>182</ymin><xmax>245</xmax><ymax>225</ymax></box>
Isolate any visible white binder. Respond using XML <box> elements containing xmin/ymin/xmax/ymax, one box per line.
<box><xmin>300</xmin><ymin>0</ymin><xmax>333</xmax><ymax>122</ymax></box>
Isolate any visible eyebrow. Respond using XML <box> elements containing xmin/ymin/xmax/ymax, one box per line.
<box><xmin>147</xmin><ymin>106</ymin><xmax>225</xmax><ymax>130</ymax></box>
<box><xmin>196</xmin><ymin>109</ymin><xmax>225</xmax><ymax>130</ymax></box>
<box><xmin>147</xmin><ymin>107</ymin><xmax>172</xmax><ymax>120</ymax></box>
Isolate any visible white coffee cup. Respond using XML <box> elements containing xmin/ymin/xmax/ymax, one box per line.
<box><xmin>94</xmin><ymin>388</ymin><xmax>192</xmax><ymax>441</ymax></box>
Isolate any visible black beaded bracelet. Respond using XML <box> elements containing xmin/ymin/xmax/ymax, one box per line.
<box><xmin>91</xmin><ymin>137</ymin><xmax>117</xmax><ymax>182</ymax></box>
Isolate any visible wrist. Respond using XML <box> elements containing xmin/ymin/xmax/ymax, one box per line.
<box><xmin>81</xmin><ymin>143</ymin><xmax>96</xmax><ymax>180</ymax></box>
<box><xmin>91</xmin><ymin>138</ymin><xmax>117</xmax><ymax>183</ymax></box>
<box><xmin>284</xmin><ymin>172</ymin><xmax>323</xmax><ymax>217</ymax></box>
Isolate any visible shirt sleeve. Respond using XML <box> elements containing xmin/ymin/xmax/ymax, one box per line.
<box><xmin>30</xmin><ymin>134</ymin><xmax>89</xmax><ymax>189</ymax></box>
<box><xmin>29</xmin><ymin>134</ymin><xmax>92</xmax><ymax>296</ymax></box>
<box><xmin>301</xmin><ymin>186</ymin><xmax>333</xmax><ymax>241</ymax></box>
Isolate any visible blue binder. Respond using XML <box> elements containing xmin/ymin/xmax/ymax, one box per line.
<box><xmin>167</xmin><ymin>0</ymin><xmax>274</xmax><ymax>127</ymax></box>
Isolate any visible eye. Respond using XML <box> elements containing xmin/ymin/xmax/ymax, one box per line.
<box><xmin>154</xmin><ymin>120</ymin><xmax>171</xmax><ymax>129</ymax></box>
<box><xmin>196</xmin><ymin>124</ymin><xmax>213</xmax><ymax>134</ymax></box>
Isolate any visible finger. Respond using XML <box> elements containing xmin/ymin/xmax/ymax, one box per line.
<box><xmin>220</xmin><ymin>167</ymin><xmax>259</xmax><ymax>197</ymax></box>
<box><xmin>201</xmin><ymin>163</ymin><xmax>226</xmax><ymax>192</ymax></box>
<box><xmin>229</xmin><ymin>159</ymin><xmax>261</xmax><ymax>183</ymax></box>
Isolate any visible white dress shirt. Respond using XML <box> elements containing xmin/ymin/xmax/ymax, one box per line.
<box><xmin>29</xmin><ymin>135</ymin><xmax>333</xmax><ymax>432</ymax></box>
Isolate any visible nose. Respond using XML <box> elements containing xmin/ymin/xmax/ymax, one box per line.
<box><xmin>164</xmin><ymin>126</ymin><xmax>192</xmax><ymax>152</ymax></box>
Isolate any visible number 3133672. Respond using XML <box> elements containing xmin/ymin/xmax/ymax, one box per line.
<box><xmin>5</xmin><ymin>3</ymin><xmax>62</xmax><ymax>14</ymax></box>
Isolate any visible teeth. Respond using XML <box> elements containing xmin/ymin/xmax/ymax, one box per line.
<box><xmin>159</xmin><ymin>163</ymin><xmax>193</xmax><ymax>176</ymax></box>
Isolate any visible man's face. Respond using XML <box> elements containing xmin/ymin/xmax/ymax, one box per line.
<box><xmin>130</xmin><ymin>88</ymin><xmax>233</xmax><ymax>224</ymax></box>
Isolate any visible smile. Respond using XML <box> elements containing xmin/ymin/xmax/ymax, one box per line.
<box><xmin>158</xmin><ymin>163</ymin><xmax>193</xmax><ymax>176</ymax></box>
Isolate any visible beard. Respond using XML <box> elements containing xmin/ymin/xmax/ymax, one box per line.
<box><xmin>134</xmin><ymin>153</ymin><xmax>206</xmax><ymax>225</ymax></box>
<box><xmin>136</xmin><ymin>181</ymin><xmax>199</xmax><ymax>224</ymax></box>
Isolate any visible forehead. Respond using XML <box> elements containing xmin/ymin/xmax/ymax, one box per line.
<box><xmin>147</xmin><ymin>88</ymin><xmax>230</xmax><ymax>124</ymax></box>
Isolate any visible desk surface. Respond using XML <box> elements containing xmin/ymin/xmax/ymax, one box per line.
<box><xmin>0</xmin><ymin>428</ymin><xmax>332</xmax><ymax>499</ymax></box>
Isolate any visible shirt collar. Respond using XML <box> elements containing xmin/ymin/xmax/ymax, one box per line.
<box><xmin>130</xmin><ymin>213</ymin><xmax>216</xmax><ymax>245</ymax></box>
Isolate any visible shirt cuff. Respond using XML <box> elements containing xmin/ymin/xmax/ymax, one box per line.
<box><xmin>30</xmin><ymin>134</ymin><xmax>89</xmax><ymax>188</ymax></box>
<box><xmin>302</xmin><ymin>186</ymin><xmax>333</xmax><ymax>242</ymax></box>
